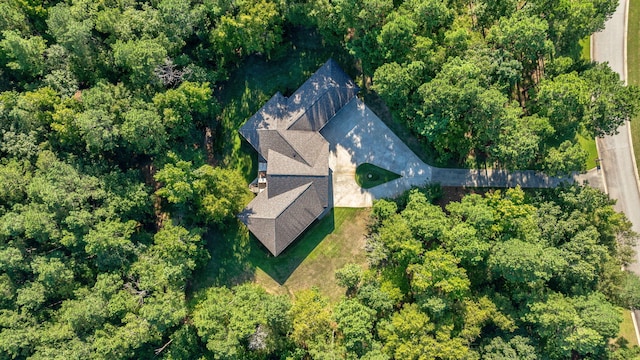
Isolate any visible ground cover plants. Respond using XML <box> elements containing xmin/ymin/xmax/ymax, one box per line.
<box><xmin>2</xmin><ymin>0</ymin><xmax>640</xmax><ymax>358</ymax></box>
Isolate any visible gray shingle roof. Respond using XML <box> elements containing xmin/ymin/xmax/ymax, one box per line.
<box><xmin>238</xmin><ymin>182</ymin><xmax>325</xmax><ymax>256</ymax></box>
<box><xmin>238</xmin><ymin>59</ymin><xmax>358</xmax><ymax>256</ymax></box>
<box><xmin>286</xmin><ymin>59</ymin><xmax>360</xmax><ymax>131</ymax></box>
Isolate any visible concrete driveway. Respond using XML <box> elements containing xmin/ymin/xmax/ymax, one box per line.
<box><xmin>320</xmin><ymin>99</ymin><xmax>590</xmax><ymax>207</ymax></box>
<box><xmin>320</xmin><ymin>99</ymin><xmax>432</xmax><ymax>207</ymax></box>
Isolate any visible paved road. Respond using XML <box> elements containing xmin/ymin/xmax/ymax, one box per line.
<box><xmin>593</xmin><ymin>0</ymin><xmax>640</xmax><ymax>342</ymax></box>
<box><xmin>592</xmin><ymin>0</ymin><xmax>640</xmax><ymax>275</ymax></box>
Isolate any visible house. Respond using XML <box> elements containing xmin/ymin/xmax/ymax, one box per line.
<box><xmin>238</xmin><ymin>59</ymin><xmax>359</xmax><ymax>256</ymax></box>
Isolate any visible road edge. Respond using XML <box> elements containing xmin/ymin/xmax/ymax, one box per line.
<box><xmin>595</xmin><ymin>0</ymin><xmax>640</xmax><ymax>346</ymax></box>
<box><xmin>623</xmin><ymin>0</ymin><xmax>640</xmax><ymax>194</ymax></box>
<box><xmin>623</xmin><ymin>0</ymin><xmax>640</xmax><ymax>347</ymax></box>
<box><xmin>633</xmin><ymin>311</ymin><xmax>640</xmax><ymax>347</ymax></box>
<box><xmin>595</xmin><ymin>138</ymin><xmax>609</xmax><ymax>194</ymax></box>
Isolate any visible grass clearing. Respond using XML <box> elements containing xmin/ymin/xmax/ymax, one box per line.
<box><xmin>577</xmin><ymin>132</ymin><xmax>598</xmax><ymax>169</ymax></box>
<box><xmin>356</xmin><ymin>163</ymin><xmax>402</xmax><ymax>189</ymax></box>
<box><xmin>617</xmin><ymin>309</ymin><xmax>639</xmax><ymax>347</ymax></box>
<box><xmin>200</xmin><ymin>29</ymin><xmax>373</xmax><ymax>301</ymax></box>
<box><xmin>575</xmin><ymin>36</ymin><xmax>599</xmax><ymax>170</ymax></box>
<box><xmin>629</xmin><ymin>0</ymin><xmax>640</xmax><ymax>174</ymax></box>
<box><xmin>192</xmin><ymin>208</ymin><xmax>371</xmax><ymax>302</ymax></box>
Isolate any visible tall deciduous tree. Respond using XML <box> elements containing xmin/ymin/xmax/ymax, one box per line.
<box><xmin>583</xmin><ymin>64</ymin><xmax>640</xmax><ymax>137</ymax></box>
<box><xmin>112</xmin><ymin>39</ymin><xmax>168</xmax><ymax>86</ymax></box>
<box><xmin>84</xmin><ymin>219</ymin><xmax>138</xmax><ymax>271</ymax></box>
<box><xmin>290</xmin><ymin>288</ymin><xmax>335</xmax><ymax>354</ymax></box>
<box><xmin>408</xmin><ymin>249</ymin><xmax>470</xmax><ymax>316</ymax></box>
<box><xmin>193</xmin><ymin>284</ymin><xmax>291</xmax><ymax>358</ymax></box>
<box><xmin>154</xmin><ymin>154</ymin><xmax>250</xmax><ymax>225</ymax></box>
<box><xmin>525</xmin><ymin>292</ymin><xmax>620</xmax><ymax>359</ymax></box>
<box><xmin>378</xmin><ymin>303</ymin><xmax>470</xmax><ymax>360</ymax></box>
<box><xmin>488</xmin><ymin>12</ymin><xmax>553</xmax><ymax>78</ymax></box>
<box><xmin>525</xmin><ymin>0</ymin><xmax>617</xmax><ymax>55</ymax></box>
<box><xmin>333</xmin><ymin>298</ymin><xmax>377</xmax><ymax>356</ymax></box>
<box><xmin>208</xmin><ymin>0</ymin><xmax>284</xmax><ymax>62</ymax></box>
<box><xmin>416</xmin><ymin>57</ymin><xmax>513</xmax><ymax>162</ymax></box>
<box><xmin>543</xmin><ymin>140</ymin><xmax>588</xmax><ymax>176</ymax></box>
<box><xmin>0</xmin><ymin>30</ymin><xmax>47</xmax><ymax>80</ymax></box>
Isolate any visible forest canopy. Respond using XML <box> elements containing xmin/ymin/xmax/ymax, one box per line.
<box><xmin>2</xmin><ymin>0</ymin><xmax>640</xmax><ymax>359</ymax></box>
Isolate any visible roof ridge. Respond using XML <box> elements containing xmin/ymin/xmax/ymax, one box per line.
<box><xmin>272</xmin><ymin>182</ymin><xmax>314</xmax><ymax>218</ymax></box>
<box><xmin>287</xmin><ymin>89</ymin><xmax>333</xmax><ymax>130</ymax></box>
<box><xmin>268</xmin><ymin>137</ymin><xmax>311</xmax><ymax>167</ymax></box>
<box><xmin>278</xmin><ymin>130</ymin><xmax>326</xmax><ymax>166</ymax></box>
<box><xmin>286</xmin><ymin>60</ymin><xmax>335</xmax><ymax>129</ymax></box>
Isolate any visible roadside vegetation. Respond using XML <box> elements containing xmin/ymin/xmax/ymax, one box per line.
<box><xmin>629</xmin><ymin>0</ymin><xmax>640</xmax><ymax>174</ymax></box>
<box><xmin>618</xmin><ymin>309</ymin><xmax>640</xmax><ymax>347</ymax></box>
<box><xmin>354</xmin><ymin>185</ymin><xmax>640</xmax><ymax>359</ymax></box>
<box><xmin>1</xmin><ymin>0</ymin><xmax>640</xmax><ymax>359</ymax></box>
<box><xmin>577</xmin><ymin>36</ymin><xmax>599</xmax><ymax>170</ymax></box>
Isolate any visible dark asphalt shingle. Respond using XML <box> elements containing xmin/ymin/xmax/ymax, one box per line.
<box><xmin>238</xmin><ymin>59</ymin><xmax>358</xmax><ymax>256</ymax></box>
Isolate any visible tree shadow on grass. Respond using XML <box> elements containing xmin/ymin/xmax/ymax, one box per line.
<box><xmin>190</xmin><ymin>222</ymin><xmax>256</xmax><ymax>293</ymax></box>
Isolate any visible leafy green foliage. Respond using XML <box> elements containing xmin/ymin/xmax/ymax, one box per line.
<box><xmin>193</xmin><ymin>284</ymin><xmax>292</xmax><ymax>358</ymax></box>
<box><xmin>0</xmin><ymin>0</ymin><xmax>637</xmax><ymax>359</ymax></box>
<box><xmin>362</xmin><ymin>0</ymin><xmax>637</xmax><ymax>170</ymax></box>
<box><xmin>362</xmin><ymin>186</ymin><xmax>636</xmax><ymax>359</ymax></box>
<box><xmin>154</xmin><ymin>153</ymin><xmax>250</xmax><ymax>225</ymax></box>
<box><xmin>0</xmin><ymin>30</ymin><xmax>47</xmax><ymax>80</ymax></box>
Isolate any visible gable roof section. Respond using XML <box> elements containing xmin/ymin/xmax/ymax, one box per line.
<box><xmin>267</xmin><ymin>174</ymin><xmax>329</xmax><ymax>208</ymax></box>
<box><xmin>239</xmin><ymin>59</ymin><xmax>359</xmax><ymax>141</ymax></box>
<box><xmin>238</xmin><ymin>182</ymin><xmax>325</xmax><ymax>256</ymax></box>
<box><xmin>287</xmin><ymin>59</ymin><xmax>359</xmax><ymax>131</ymax></box>
<box><xmin>267</xmin><ymin>132</ymin><xmax>328</xmax><ymax>176</ymax></box>
<box><xmin>238</xmin><ymin>59</ymin><xmax>358</xmax><ymax>256</ymax></box>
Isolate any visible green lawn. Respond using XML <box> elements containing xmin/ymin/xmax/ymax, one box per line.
<box><xmin>629</xmin><ymin>0</ymin><xmax>640</xmax><ymax>174</ymax></box>
<box><xmin>192</xmin><ymin>208</ymin><xmax>371</xmax><ymax>302</ymax></box>
<box><xmin>577</xmin><ymin>132</ymin><xmax>599</xmax><ymax>170</ymax></box>
<box><xmin>198</xmin><ymin>30</ymin><xmax>370</xmax><ymax>301</ymax></box>
<box><xmin>618</xmin><ymin>309</ymin><xmax>639</xmax><ymax>347</ymax></box>
<box><xmin>580</xmin><ymin>36</ymin><xmax>591</xmax><ymax>61</ymax></box>
<box><xmin>355</xmin><ymin>163</ymin><xmax>402</xmax><ymax>189</ymax></box>
<box><xmin>577</xmin><ymin>35</ymin><xmax>599</xmax><ymax>170</ymax></box>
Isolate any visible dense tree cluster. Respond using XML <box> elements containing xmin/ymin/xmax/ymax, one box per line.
<box><xmin>359</xmin><ymin>186</ymin><xmax>640</xmax><ymax>359</ymax></box>
<box><xmin>2</xmin><ymin>0</ymin><xmax>640</xmax><ymax>359</ymax></box>
<box><xmin>157</xmin><ymin>187</ymin><xmax>640</xmax><ymax>359</ymax></box>
<box><xmin>0</xmin><ymin>0</ymin><xmax>262</xmax><ymax>358</ymax></box>
<box><xmin>338</xmin><ymin>0</ymin><xmax>640</xmax><ymax>169</ymax></box>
